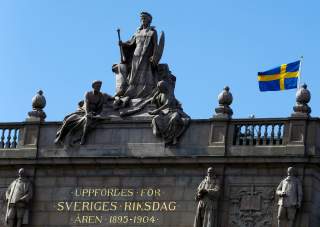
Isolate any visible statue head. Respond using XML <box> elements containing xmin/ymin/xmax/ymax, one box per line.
<box><xmin>140</xmin><ymin>11</ymin><xmax>152</xmax><ymax>27</ymax></box>
<box><xmin>18</xmin><ymin>168</ymin><xmax>25</xmax><ymax>178</ymax></box>
<box><xmin>92</xmin><ymin>80</ymin><xmax>102</xmax><ymax>93</ymax></box>
<box><xmin>287</xmin><ymin>167</ymin><xmax>297</xmax><ymax>177</ymax></box>
<box><xmin>207</xmin><ymin>167</ymin><xmax>215</xmax><ymax>178</ymax></box>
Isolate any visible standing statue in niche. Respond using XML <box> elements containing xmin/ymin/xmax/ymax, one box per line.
<box><xmin>194</xmin><ymin>167</ymin><xmax>220</xmax><ymax>227</ymax></box>
<box><xmin>5</xmin><ymin>168</ymin><xmax>33</xmax><ymax>227</ymax></box>
<box><xmin>55</xmin><ymin>80</ymin><xmax>113</xmax><ymax>145</ymax></box>
<box><xmin>149</xmin><ymin>80</ymin><xmax>190</xmax><ymax>145</ymax></box>
<box><xmin>276</xmin><ymin>167</ymin><xmax>303</xmax><ymax>227</ymax></box>
<box><xmin>113</xmin><ymin>11</ymin><xmax>165</xmax><ymax>109</ymax></box>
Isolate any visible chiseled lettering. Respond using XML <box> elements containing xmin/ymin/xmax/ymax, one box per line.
<box><xmin>82</xmin><ymin>216</ymin><xmax>88</xmax><ymax>223</ymax></box>
<box><xmin>88</xmin><ymin>188</ymin><xmax>95</xmax><ymax>196</ymax></box>
<box><xmin>82</xmin><ymin>202</ymin><xmax>90</xmax><ymax>211</ymax></box>
<box><xmin>159</xmin><ymin>202</ymin><xmax>168</xmax><ymax>211</ymax></box>
<box><xmin>74</xmin><ymin>214</ymin><xmax>81</xmax><ymax>224</ymax></box>
<box><xmin>144</xmin><ymin>201</ymin><xmax>152</xmax><ymax>211</ymax></box>
<box><xmin>74</xmin><ymin>215</ymin><xmax>102</xmax><ymax>224</ymax></box>
<box><xmin>114</xmin><ymin>188</ymin><xmax>121</xmax><ymax>196</ymax></box>
<box><xmin>101</xmin><ymin>188</ymin><xmax>107</xmax><ymax>196</ymax></box>
<box><xmin>152</xmin><ymin>202</ymin><xmax>160</xmax><ymax>211</ymax></box>
<box><xmin>74</xmin><ymin>188</ymin><xmax>81</xmax><ymax>197</ymax></box>
<box><xmin>93</xmin><ymin>201</ymin><xmax>102</xmax><ymax>211</ymax></box>
<box><xmin>168</xmin><ymin>201</ymin><xmax>176</xmax><ymax>211</ymax></box>
<box><xmin>140</xmin><ymin>188</ymin><xmax>161</xmax><ymax>197</ymax></box>
<box><xmin>127</xmin><ymin>189</ymin><xmax>134</xmax><ymax>196</ymax></box>
<box><xmin>110</xmin><ymin>202</ymin><xmax>118</xmax><ymax>211</ymax></box>
<box><xmin>56</xmin><ymin>202</ymin><xmax>64</xmax><ymax>211</ymax></box>
<box><xmin>65</xmin><ymin>202</ymin><xmax>73</xmax><ymax>211</ymax></box>
<box><xmin>82</xmin><ymin>188</ymin><xmax>89</xmax><ymax>196</ymax></box>
<box><xmin>107</xmin><ymin>188</ymin><xmax>114</xmax><ymax>196</ymax></box>
<box><xmin>101</xmin><ymin>202</ymin><xmax>110</xmax><ymax>211</ymax></box>
<box><xmin>124</xmin><ymin>201</ymin><xmax>132</xmax><ymax>211</ymax></box>
<box><xmin>89</xmin><ymin>215</ymin><xmax>102</xmax><ymax>224</ymax></box>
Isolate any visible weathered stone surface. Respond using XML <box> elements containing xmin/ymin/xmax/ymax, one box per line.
<box><xmin>0</xmin><ymin>116</ymin><xmax>320</xmax><ymax>226</ymax></box>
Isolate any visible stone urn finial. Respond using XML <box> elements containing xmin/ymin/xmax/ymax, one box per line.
<box><xmin>27</xmin><ymin>90</ymin><xmax>47</xmax><ymax>122</ymax></box>
<box><xmin>214</xmin><ymin>86</ymin><xmax>233</xmax><ymax>119</ymax></box>
<box><xmin>292</xmin><ymin>83</ymin><xmax>311</xmax><ymax>117</ymax></box>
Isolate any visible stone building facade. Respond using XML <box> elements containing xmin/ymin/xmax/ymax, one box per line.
<box><xmin>0</xmin><ymin>91</ymin><xmax>319</xmax><ymax>227</ymax></box>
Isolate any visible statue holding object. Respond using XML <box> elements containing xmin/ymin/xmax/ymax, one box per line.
<box><xmin>55</xmin><ymin>12</ymin><xmax>190</xmax><ymax>146</ymax></box>
<box><xmin>5</xmin><ymin>168</ymin><xmax>33</xmax><ymax>227</ymax></box>
<box><xmin>113</xmin><ymin>11</ymin><xmax>165</xmax><ymax>110</ymax></box>
<box><xmin>194</xmin><ymin>167</ymin><xmax>220</xmax><ymax>227</ymax></box>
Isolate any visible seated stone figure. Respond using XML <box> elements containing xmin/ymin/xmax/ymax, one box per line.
<box><xmin>54</xmin><ymin>100</ymin><xmax>86</xmax><ymax>145</ymax></box>
<box><xmin>148</xmin><ymin>80</ymin><xmax>190</xmax><ymax>145</ymax></box>
<box><xmin>55</xmin><ymin>80</ymin><xmax>113</xmax><ymax>145</ymax></box>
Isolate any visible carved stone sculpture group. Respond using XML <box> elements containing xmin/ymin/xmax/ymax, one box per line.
<box><xmin>55</xmin><ymin>12</ymin><xmax>190</xmax><ymax>146</ymax></box>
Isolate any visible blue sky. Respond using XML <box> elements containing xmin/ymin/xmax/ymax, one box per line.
<box><xmin>0</xmin><ymin>0</ymin><xmax>319</xmax><ymax>122</ymax></box>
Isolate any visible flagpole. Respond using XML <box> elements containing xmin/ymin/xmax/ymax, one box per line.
<box><xmin>297</xmin><ymin>56</ymin><xmax>303</xmax><ymax>88</ymax></box>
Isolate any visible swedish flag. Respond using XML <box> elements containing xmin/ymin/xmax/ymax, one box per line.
<box><xmin>258</xmin><ymin>60</ymin><xmax>300</xmax><ymax>91</ymax></box>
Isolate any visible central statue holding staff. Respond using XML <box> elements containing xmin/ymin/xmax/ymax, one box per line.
<box><xmin>113</xmin><ymin>11</ymin><xmax>165</xmax><ymax>110</ymax></box>
<box><xmin>119</xmin><ymin>11</ymin><xmax>159</xmax><ymax>99</ymax></box>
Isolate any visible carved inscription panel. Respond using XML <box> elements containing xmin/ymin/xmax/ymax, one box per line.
<box><xmin>55</xmin><ymin>187</ymin><xmax>177</xmax><ymax>225</ymax></box>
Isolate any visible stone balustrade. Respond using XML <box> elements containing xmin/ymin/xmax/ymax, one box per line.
<box><xmin>232</xmin><ymin>119</ymin><xmax>285</xmax><ymax>146</ymax></box>
<box><xmin>0</xmin><ymin>123</ymin><xmax>22</xmax><ymax>149</ymax></box>
<box><xmin>0</xmin><ymin>116</ymin><xmax>318</xmax><ymax>157</ymax></box>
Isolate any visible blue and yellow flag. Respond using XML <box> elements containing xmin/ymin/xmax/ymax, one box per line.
<box><xmin>258</xmin><ymin>60</ymin><xmax>300</xmax><ymax>91</ymax></box>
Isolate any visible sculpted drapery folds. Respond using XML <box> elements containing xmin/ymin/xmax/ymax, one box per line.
<box><xmin>119</xmin><ymin>11</ymin><xmax>158</xmax><ymax>99</ymax></box>
<box><xmin>194</xmin><ymin>167</ymin><xmax>220</xmax><ymax>227</ymax></box>
<box><xmin>5</xmin><ymin>168</ymin><xmax>33</xmax><ymax>227</ymax></box>
<box><xmin>55</xmin><ymin>80</ymin><xmax>113</xmax><ymax>145</ymax></box>
<box><xmin>149</xmin><ymin>80</ymin><xmax>190</xmax><ymax>145</ymax></box>
<box><xmin>55</xmin><ymin>12</ymin><xmax>190</xmax><ymax>146</ymax></box>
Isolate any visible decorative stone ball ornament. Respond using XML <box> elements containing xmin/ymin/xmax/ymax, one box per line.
<box><xmin>27</xmin><ymin>90</ymin><xmax>47</xmax><ymax>121</ymax></box>
<box><xmin>218</xmin><ymin>86</ymin><xmax>233</xmax><ymax>106</ymax></box>
<box><xmin>214</xmin><ymin>86</ymin><xmax>233</xmax><ymax>119</ymax></box>
<box><xmin>293</xmin><ymin>84</ymin><xmax>311</xmax><ymax>116</ymax></box>
<box><xmin>32</xmin><ymin>90</ymin><xmax>46</xmax><ymax>110</ymax></box>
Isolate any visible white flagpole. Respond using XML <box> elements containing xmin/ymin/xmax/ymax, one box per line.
<box><xmin>297</xmin><ymin>56</ymin><xmax>303</xmax><ymax>88</ymax></box>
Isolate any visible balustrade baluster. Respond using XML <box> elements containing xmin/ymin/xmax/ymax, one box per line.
<box><xmin>237</xmin><ymin>125</ymin><xmax>242</xmax><ymax>145</ymax></box>
<box><xmin>277</xmin><ymin>124</ymin><xmax>283</xmax><ymax>145</ymax></box>
<box><xmin>0</xmin><ymin>129</ymin><xmax>4</xmax><ymax>148</ymax></box>
<box><xmin>244</xmin><ymin>124</ymin><xmax>250</xmax><ymax>145</ymax></box>
<box><xmin>234</xmin><ymin>125</ymin><xmax>239</xmax><ymax>145</ymax></box>
<box><xmin>271</xmin><ymin>124</ymin><xmax>275</xmax><ymax>145</ymax></box>
<box><xmin>250</xmin><ymin>124</ymin><xmax>255</xmax><ymax>145</ymax></box>
<box><xmin>257</xmin><ymin>125</ymin><xmax>261</xmax><ymax>145</ymax></box>
<box><xmin>5</xmin><ymin>129</ymin><xmax>12</xmax><ymax>148</ymax></box>
<box><xmin>11</xmin><ymin>128</ymin><xmax>18</xmax><ymax>148</ymax></box>
<box><xmin>263</xmin><ymin>125</ymin><xmax>268</xmax><ymax>145</ymax></box>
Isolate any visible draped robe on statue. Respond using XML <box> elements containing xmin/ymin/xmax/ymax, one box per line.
<box><xmin>194</xmin><ymin>177</ymin><xmax>220</xmax><ymax>227</ymax></box>
<box><xmin>121</xmin><ymin>26</ymin><xmax>158</xmax><ymax>99</ymax></box>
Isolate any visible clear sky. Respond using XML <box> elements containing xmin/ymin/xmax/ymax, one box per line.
<box><xmin>0</xmin><ymin>0</ymin><xmax>319</xmax><ymax>122</ymax></box>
